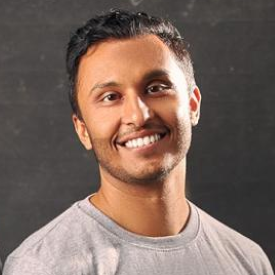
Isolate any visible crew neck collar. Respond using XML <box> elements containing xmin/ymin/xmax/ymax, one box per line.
<box><xmin>77</xmin><ymin>195</ymin><xmax>201</xmax><ymax>250</ymax></box>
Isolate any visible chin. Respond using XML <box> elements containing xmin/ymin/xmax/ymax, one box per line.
<box><xmin>112</xmin><ymin>163</ymin><xmax>176</xmax><ymax>185</ymax></box>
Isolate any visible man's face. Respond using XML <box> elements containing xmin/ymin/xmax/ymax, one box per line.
<box><xmin>73</xmin><ymin>35</ymin><xmax>200</xmax><ymax>185</ymax></box>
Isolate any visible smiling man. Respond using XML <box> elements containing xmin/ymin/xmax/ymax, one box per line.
<box><xmin>3</xmin><ymin>9</ymin><xmax>274</xmax><ymax>275</ymax></box>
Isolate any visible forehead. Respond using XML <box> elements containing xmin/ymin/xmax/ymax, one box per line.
<box><xmin>77</xmin><ymin>35</ymin><xmax>184</xmax><ymax>91</ymax></box>
<box><xmin>83</xmin><ymin>34</ymin><xmax>172</xmax><ymax>64</ymax></box>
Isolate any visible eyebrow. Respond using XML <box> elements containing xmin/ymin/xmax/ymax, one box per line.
<box><xmin>143</xmin><ymin>69</ymin><xmax>170</xmax><ymax>82</ymax></box>
<box><xmin>89</xmin><ymin>81</ymin><xmax>121</xmax><ymax>95</ymax></box>
<box><xmin>89</xmin><ymin>69</ymin><xmax>170</xmax><ymax>95</ymax></box>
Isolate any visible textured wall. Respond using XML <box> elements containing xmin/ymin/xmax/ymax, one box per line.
<box><xmin>0</xmin><ymin>0</ymin><xmax>274</xmax><ymax>268</ymax></box>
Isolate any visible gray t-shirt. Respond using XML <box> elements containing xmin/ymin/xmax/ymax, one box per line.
<box><xmin>3</xmin><ymin>197</ymin><xmax>274</xmax><ymax>275</ymax></box>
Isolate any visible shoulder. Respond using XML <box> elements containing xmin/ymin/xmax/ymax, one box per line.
<box><xmin>3</xmin><ymin>255</ymin><xmax>52</xmax><ymax>275</ymax></box>
<box><xmin>194</xmin><ymin>204</ymin><xmax>274</xmax><ymax>274</ymax></box>
<box><xmin>3</xmin><ymin>200</ymin><xmax>98</xmax><ymax>275</ymax></box>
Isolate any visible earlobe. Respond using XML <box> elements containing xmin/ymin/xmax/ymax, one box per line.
<box><xmin>189</xmin><ymin>86</ymin><xmax>201</xmax><ymax>126</ymax></box>
<box><xmin>72</xmin><ymin>114</ymin><xmax>93</xmax><ymax>150</ymax></box>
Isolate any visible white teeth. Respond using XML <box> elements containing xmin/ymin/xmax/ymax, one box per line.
<box><xmin>144</xmin><ymin>136</ymin><xmax>150</xmax><ymax>146</ymax></box>
<box><xmin>125</xmin><ymin>134</ymin><xmax>163</xmax><ymax>148</ymax></box>
<box><xmin>132</xmin><ymin>139</ymin><xmax>137</xmax><ymax>147</ymax></box>
<box><xmin>137</xmin><ymin>138</ymin><xmax>143</xmax><ymax>147</ymax></box>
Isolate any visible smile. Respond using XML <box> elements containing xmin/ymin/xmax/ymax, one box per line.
<box><xmin>124</xmin><ymin>133</ymin><xmax>166</xmax><ymax>149</ymax></box>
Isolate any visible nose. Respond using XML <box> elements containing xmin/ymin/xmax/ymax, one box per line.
<box><xmin>121</xmin><ymin>94</ymin><xmax>153</xmax><ymax>127</ymax></box>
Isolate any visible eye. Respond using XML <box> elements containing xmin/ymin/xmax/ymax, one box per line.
<box><xmin>146</xmin><ymin>83</ymin><xmax>171</xmax><ymax>94</ymax></box>
<box><xmin>102</xmin><ymin>92</ymin><xmax>121</xmax><ymax>102</ymax></box>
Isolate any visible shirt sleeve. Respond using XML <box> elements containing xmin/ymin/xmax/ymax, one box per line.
<box><xmin>3</xmin><ymin>255</ymin><xmax>53</xmax><ymax>275</ymax></box>
<box><xmin>251</xmin><ymin>244</ymin><xmax>274</xmax><ymax>275</ymax></box>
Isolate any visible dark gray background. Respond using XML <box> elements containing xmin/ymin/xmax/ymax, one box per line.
<box><xmin>0</xmin><ymin>0</ymin><xmax>274</xmax><ymax>269</ymax></box>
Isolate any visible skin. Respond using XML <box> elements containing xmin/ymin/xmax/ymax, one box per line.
<box><xmin>73</xmin><ymin>34</ymin><xmax>201</xmax><ymax>237</ymax></box>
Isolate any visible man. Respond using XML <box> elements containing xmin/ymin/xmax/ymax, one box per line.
<box><xmin>3</xmin><ymin>9</ymin><xmax>274</xmax><ymax>275</ymax></box>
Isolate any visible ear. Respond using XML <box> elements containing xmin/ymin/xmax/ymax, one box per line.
<box><xmin>189</xmin><ymin>86</ymin><xmax>201</xmax><ymax>126</ymax></box>
<box><xmin>72</xmin><ymin>114</ymin><xmax>93</xmax><ymax>150</ymax></box>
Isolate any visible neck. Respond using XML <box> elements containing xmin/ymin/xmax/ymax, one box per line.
<box><xmin>90</xmin><ymin>158</ymin><xmax>190</xmax><ymax>237</ymax></box>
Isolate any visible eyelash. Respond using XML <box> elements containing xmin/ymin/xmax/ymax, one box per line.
<box><xmin>101</xmin><ymin>84</ymin><xmax>172</xmax><ymax>103</ymax></box>
<box><xmin>146</xmin><ymin>84</ymin><xmax>172</xmax><ymax>94</ymax></box>
<box><xmin>102</xmin><ymin>93</ymin><xmax>121</xmax><ymax>102</ymax></box>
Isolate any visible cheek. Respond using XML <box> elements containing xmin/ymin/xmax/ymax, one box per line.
<box><xmin>176</xmin><ymin>106</ymin><xmax>190</xmax><ymax>122</ymax></box>
<box><xmin>163</xmin><ymin>98</ymin><xmax>191</xmax><ymax>139</ymax></box>
<box><xmin>161</xmin><ymin>96</ymin><xmax>190</xmax><ymax>124</ymax></box>
<box><xmin>176</xmin><ymin>94</ymin><xmax>191</xmax><ymax>120</ymax></box>
<box><xmin>85</xmin><ymin>107</ymin><xmax>121</xmax><ymax>139</ymax></box>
